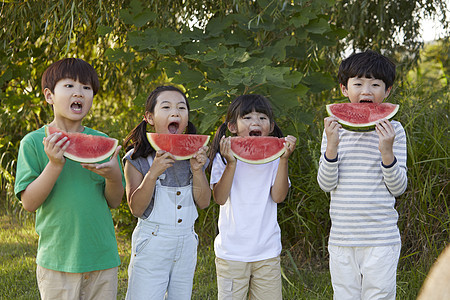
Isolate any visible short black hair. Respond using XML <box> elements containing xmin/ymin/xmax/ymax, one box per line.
<box><xmin>41</xmin><ymin>58</ymin><xmax>100</xmax><ymax>95</ymax></box>
<box><xmin>338</xmin><ymin>50</ymin><xmax>396</xmax><ymax>90</ymax></box>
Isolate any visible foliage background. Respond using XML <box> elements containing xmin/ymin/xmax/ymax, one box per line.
<box><xmin>1</xmin><ymin>0</ymin><xmax>448</xmax><ymax>280</ymax></box>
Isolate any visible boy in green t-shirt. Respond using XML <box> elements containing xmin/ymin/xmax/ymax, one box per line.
<box><xmin>14</xmin><ymin>58</ymin><xmax>124</xmax><ymax>299</ymax></box>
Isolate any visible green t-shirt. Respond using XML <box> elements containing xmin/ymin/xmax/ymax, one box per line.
<box><xmin>14</xmin><ymin>126</ymin><xmax>124</xmax><ymax>273</ymax></box>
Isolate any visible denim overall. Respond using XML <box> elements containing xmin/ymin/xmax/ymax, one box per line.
<box><xmin>126</xmin><ymin>168</ymin><xmax>199</xmax><ymax>300</ymax></box>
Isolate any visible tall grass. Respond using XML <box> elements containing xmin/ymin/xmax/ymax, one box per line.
<box><xmin>0</xmin><ymin>214</ymin><xmax>435</xmax><ymax>299</ymax></box>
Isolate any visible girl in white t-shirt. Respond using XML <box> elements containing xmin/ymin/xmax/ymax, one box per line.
<box><xmin>209</xmin><ymin>94</ymin><xmax>296</xmax><ymax>300</ymax></box>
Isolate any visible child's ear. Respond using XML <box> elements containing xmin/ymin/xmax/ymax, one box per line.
<box><xmin>145</xmin><ymin>112</ymin><xmax>155</xmax><ymax>126</ymax></box>
<box><xmin>43</xmin><ymin>88</ymin><xmax>54</xmax><ymax>105</ymax></box>
<box><xmin>227</xmin><ymin>122</ymin><xmax>237</xmax><ymax>134</ymax></box>
<box><xmin>270</xmin><ymin>121</ymin><xmax>275</xmax><ymax>134</ymax></box>
<box><xmin>340</xmin><ymin>83</ymin><xmax>349</xmax><ymax>97</ymax></box>
<box><xmin>384</xmin><ymin>86</ymin><xmax>392</xmax><ymax>98</ymax></box>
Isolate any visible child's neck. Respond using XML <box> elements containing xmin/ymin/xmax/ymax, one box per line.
<box><xmin>48</xmin><ymin>119</ymin><xmax>84</xmax><ymax>133</ymax></box>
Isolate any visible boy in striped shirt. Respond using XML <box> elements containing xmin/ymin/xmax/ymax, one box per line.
<box><xmin>317</xmin><ymin>50</ymin><xmax>408</xmax><ymax>300</ymax></box>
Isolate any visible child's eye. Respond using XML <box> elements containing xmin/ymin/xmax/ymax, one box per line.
<box><xmin>83</xmin><ymin>86</ymin><xmax>92</xmax><ymax>90</ymax></box>
<box><xmin>65</xmin><ymin>84</ymin><xmax>74</xmax><ymax>88</ymax></box>
<box><xmin>178</xmin><ymin>106</ymin><xmax>187</xmax><ymax>110</ymax></box>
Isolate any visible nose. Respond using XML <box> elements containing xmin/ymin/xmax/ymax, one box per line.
<box><xmin>73</xmin><ymin>86</ymin><xmax>84</xmax><ymax>98</ymax></box>
<box><xmin>170</xmin><ymin>108</ymin><xmax>180</xmax><ymax>117</ymax></box>
<box><xmin>251</xmin><ymin>116</ymin><xmax>260</xmax><ymax>125</ymax></box>
<box><xmin>361</xmin><ymin>84</ymin><xmax>371</xmax><ymax>94</ymax></box>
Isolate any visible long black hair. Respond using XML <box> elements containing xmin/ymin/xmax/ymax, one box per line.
<box><xmin>208</xmin><ymin>94</ymin><xmax>283</xmax><ymax>166</ymax></box>
<box><xmin>124</xmin><ymin>85</ymin><xmax>197</xmax><ymax>159</ymax></box>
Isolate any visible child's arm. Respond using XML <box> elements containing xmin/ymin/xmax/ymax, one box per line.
<box><xmin>324</xmin><ymin>116</ymin><xmax>341</xmax><ymax>160</ymax></box>
<box><xmin>376</xmin><ymin>119</ymin><xmax>408</xmax><ymax>196</ymax></box>
<box><xmin>81</xmin><ymin>146</ymin><xmax>124</xmax><ymax>208</ymax></box>
<box><xmin>212</xmin><ymin>136</ymin><xmax>237</xmax><ymax>205</ymax></box>
<box><xmin>271</xmin><ymin>135</ymin><xmax>297</xmax><ymax>203</ymax></box>
<box><xmin>375</xmin><ymin>119</ymin><xmax>395</xmax><ymax>166</ymax></box>
<box><xmin>21</xmin><ymin>132</ymin><xmax>69</xmax><ymax>212</ymax></box>
<box><xmin>317</xmin><ymin>117</ymin><xmax>341</xmax><ymax>192</ymax></box>
<box><xmin>190</xmin><ymin>146</ymin><xmax>210</xmax><ymax>209</ymax></box>
<box><xmin>125</xmin><ymin>151</ymin><xmax>175</xmax><ymax>217</ymax></box>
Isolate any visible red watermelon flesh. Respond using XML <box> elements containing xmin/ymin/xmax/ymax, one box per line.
<box><xmin>45</xmin><ymin>126</ymin><xmax>118</xmax><ymax>163</ymax></box>
<box><xmin>326</xmin><ymin>102</ymin><xmax>399</xmax><ymax>131</ymax></box>
<box><xmin>147</xmin><ymin>133</ymin><xmax>210</xmax><ymax>160</ymax></box>
<box><xmin>230</xmin><ymin>136</ymin><xmax>286</xmax><ymax>164</ymax></box>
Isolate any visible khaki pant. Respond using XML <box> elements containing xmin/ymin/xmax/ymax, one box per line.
<box><xmin>215</xmin><ymin>256</ymin><xmax>282</xmax><ymax>300</ymax></box>
<box><xmin>36</xmin><ymin>265</ymin><xmax>118</xmax><ymax>300</ymax></box>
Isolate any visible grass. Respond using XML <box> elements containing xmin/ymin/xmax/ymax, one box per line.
<box><xmin>0</xmin><ymin>214</ymin><xmax>439</xmax><ymax>299</ymax></box>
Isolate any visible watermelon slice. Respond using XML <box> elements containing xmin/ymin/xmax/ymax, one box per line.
<box><xmin>230</xmin><ymin>136</ymin><xmax>286</xmax><ymax>164</ymax></box>
<box><xmin>326</xmin><ymin>102</ymin><xmax>399</xmax><ymax>132</ymax></box>
<box><xmin>147</xmin><ymin>133</ymin><xmax>210</xmax><ymax>160</ymax></box>
<box><xmin>45</xmin><ymin>126</ymin><xmax>118</xmax><ymax>163</ymax></box>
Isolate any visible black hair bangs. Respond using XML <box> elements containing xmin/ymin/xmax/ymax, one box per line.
<box><xmin>41</xmin><ymin>58</ymin><xmax>99</xmax><ymax>95</ymax></box>
<box><xmin>236</xmin><ymin>94</ymin><xmax>274</xmax><ymax>120</ymax></box>
<box><xmin>59</xmin><ymin>60</ymin><xmax>100</xmax><ymax>95</ymax></box>
<box><xmin>352</xmin><ymin>59</ymin><xmax>394</xmax><ymax>84</ymax></box>
<box><xmin>338</xmin><ymin>50</ymin><xmax>396</xmax><ymax>89</ymax></box>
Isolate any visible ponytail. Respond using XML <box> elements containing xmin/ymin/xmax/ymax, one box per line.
<box><xmin>208</xmin><ymin>122</ymin><xmax>228</xmax><ymax>171</ymax></box>
<box><xmin>271</xmin><ymin>121</ymin><xmax>284</xmax><ymax>138</ymax></box>
<box><xmin>186</xmin><ymin>121</ymin><xmax>197</xmax><ymax>134</ymax></box>
<box><xmin>123</xmin><ymin>120</ymin><xmax>155</xmax><ymax>159</ymax></box>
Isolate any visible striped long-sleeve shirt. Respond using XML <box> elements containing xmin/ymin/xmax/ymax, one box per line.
<box><xmin>317</xmin><ymin>120</ymin><xmax>408</xmax><ymax>247</ymax></box>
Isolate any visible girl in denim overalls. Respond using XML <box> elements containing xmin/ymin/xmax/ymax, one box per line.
<box><xmin>123</xmin><ymin>86</ymin><xmax>210</xmax><ymax>300</ymax></box>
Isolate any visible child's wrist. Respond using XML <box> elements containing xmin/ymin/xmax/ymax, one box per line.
<box><xmin>324</xmin><ymin>152</ymin><xmax>338</xmax><ymax>162</ymax></box>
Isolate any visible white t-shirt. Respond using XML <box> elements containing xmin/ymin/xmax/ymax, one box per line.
<box><xmin>210</xmin><ymin>153</ymin><xmax>285</xmax><ymax>262</ymax></box>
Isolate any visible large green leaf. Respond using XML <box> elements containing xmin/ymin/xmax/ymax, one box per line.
<box><xmin>304</xmin><ymin>17</ymin><xmax>330</xmax><ymax>34</ymax></box>
<box><xmin>105</xmin><ymin>48</ymin><xmax>135</xmax><ymax>62</ymax></box>
<box><xmin>303</xmin><ymin>72</ymin><xmax>335</xmax><ymax>93</ymax></box>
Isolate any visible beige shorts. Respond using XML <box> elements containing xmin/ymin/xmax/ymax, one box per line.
<box><xmin>215</xmin><ymin>256</ymin><xmax>282</xmax><ymax>300</ymax></box>
<box><xmin>36</xmin><ymin>265</ymin><xmax>118</xmax><ymax>300</ymax></box>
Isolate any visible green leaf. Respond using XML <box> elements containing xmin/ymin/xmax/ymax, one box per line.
<box><xmin>172</xmin><ymin>69</ymin><xmax>204</xmax><ymax>89</ymax></box>
<box><xmin>268</xmin><ymin>84</ymin><xmax>309</xmax><ymax>109</ymax></box>
<box><xmin>304</xmin><ymin>18</ymin><xmax>330</xmax><ymax>34</ymax></box>
<box><xmin>105</xmin><ymin>48</ymin><xmax>135</xmax><ymax>62</ymax></box>
<box><xmin>205</xmin><ymin>15</ymin><xmax>234</xmax><ymax>37</ymax></box>
<box><xmin>265</xmin><ymin>36</ymin><xmax>296</xmax><ymax>61</ymax></box>
<box><xmin>133</xmin><ymin>11</ymin><xmax>157</xmax><ymax>28</ymax></box>
<box><xmin>289</xmin><ymin>11</ymin><xmax>312</xmax><ymax>28</ymax></box>
<box><xmin>302</xmin><ymin>72</ymin><xmax>335</xmax><ymax>93</ymax></box>
<box><xmin>96</xmin><ymin>25</ymin><xmax>113</xmax><ymax>36</ymax></box>
<box><xmin>284</xmin><ymin>71</ymin><xmax>303</xmax><ymax>87</ymax></box>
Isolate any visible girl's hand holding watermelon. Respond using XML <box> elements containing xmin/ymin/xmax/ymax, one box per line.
<box><xmin>219</xmin><ymin>135</ymin><xmax>236</xmax><ymax>164</ymax></box>
<box><xmin>190</xmin><ymin>146</ymin><xmax>208</xmax><ymax>172</ymax></box>
<box><xmin>149</xmin><ymin>150</ymin><xmax>176</xmax><ymax>179</ymax></box>
<box><xmin>280</xmin><ymin>135</ymin><xmax>297</xmax><ymax>159</ymax></box>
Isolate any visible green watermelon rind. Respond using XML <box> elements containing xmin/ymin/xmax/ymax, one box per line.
<box><xmin>147</xmin><ymin>133</ymin><xmax>210</xmax><ymax>160</ymax></box>
<box><xmin>326</xmin><ymin>103</ymin><xmax>399</xmax><ymax>132</ymax></box>
<box><xmin>230</xmin><ymin>137</ymin><xmax>287</xmax><ymax>165</ymax></box>
<box><xmin>45</xmin><ymin>126</ymin><xmax>118</xmax><ymax>163</ymax></box>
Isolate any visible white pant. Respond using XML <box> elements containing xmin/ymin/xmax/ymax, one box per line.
<box><xmin>126</xmin><ymin>223</ymin><xmax>198</xmax><ymax>300</ymax></box>
<box><xmin>328</xmin><ymin>244</ymin><xmax>401</xmax><ymax>300</ymax></box>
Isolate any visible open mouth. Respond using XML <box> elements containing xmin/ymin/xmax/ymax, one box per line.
<box><xmin>249</xmin><ymin>130</ymin><xmax>262</xmax><ymax>136</ymax></box>
<box><xmin>168</xmin><ymin>122</ymin><xmax>179</xmax><ymax>134</ymax></box>
<box><xmin>71</xmin><ymin>101</ymin><xmax>83</xmax><ymax>112</ymax></box>
<box><xmin>360</xmin><ymin>100</ymin><xmax>373</xmax><ymax>103</ymax></box>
